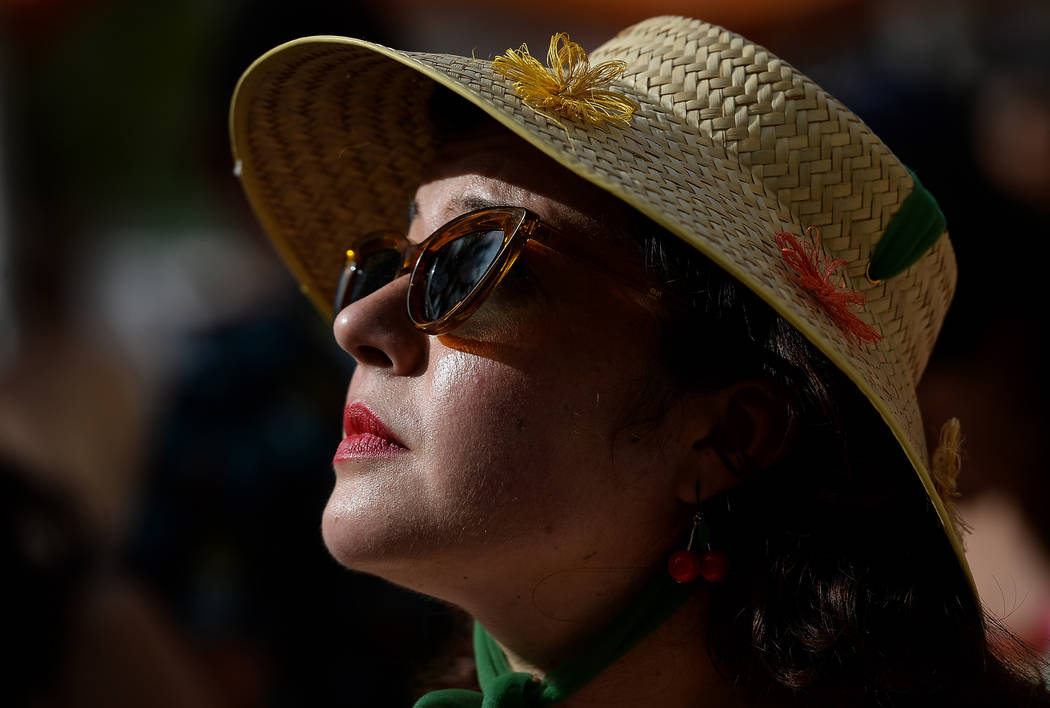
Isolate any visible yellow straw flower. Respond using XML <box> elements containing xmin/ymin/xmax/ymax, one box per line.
<box><xmin>492</xmin><ymin>32</ymin><xmax>639</xmax><ymax>129</ymax></box>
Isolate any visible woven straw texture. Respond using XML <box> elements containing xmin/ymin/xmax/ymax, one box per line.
<box><xmin>230</xmin><ymin>16</ymin><xmax>965</xmax><ymax>578</ymax></box>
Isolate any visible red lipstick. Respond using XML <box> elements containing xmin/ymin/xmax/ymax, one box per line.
<box><xmin>334</xmin><ymin>402</ymin><xmax>407</xmax><ymax>462</ymax></box>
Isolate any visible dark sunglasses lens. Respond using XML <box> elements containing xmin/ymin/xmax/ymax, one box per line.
<box><xmin>336</xmin><ymin>248</ymin><xmax>402</xmax><ymax>312</ymax></box>
<box><xmin>422</xmin><ymin>229</ymin><xmax>505</xmax><ymax>322</ymax></box>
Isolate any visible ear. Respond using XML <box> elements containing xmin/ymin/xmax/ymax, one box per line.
<box><xmin>673</xmin><ymin>381</ymin><xmax>797</xmax><ymax>505</ymax></box>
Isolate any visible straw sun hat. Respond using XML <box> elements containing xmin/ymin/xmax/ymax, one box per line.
<box><xmin>229</xmin><ymin>15</ymin><xmax>972</xmax><ymax>591</ymax></box>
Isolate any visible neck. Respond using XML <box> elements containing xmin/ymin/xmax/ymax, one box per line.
<box><xmin>473</xmin><ymin>564</ymin><xmax>656</xmax><ymax>671</ymax></box>
<box><xmin>467</xmin><ymin>566</ymin><xmax>740</xmax><ymax>708</ymax></box>
<box><xmin>370</xmin><ymin>522</ymin><xmax>752</xmax><ymax>705</ymax></box>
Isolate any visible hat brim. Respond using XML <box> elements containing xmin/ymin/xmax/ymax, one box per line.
<box><xmin>229</xmin><ymin>27</ymin><xmax>973</xmax><ymax>597</ymax></box>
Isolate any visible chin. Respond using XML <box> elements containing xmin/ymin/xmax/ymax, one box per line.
<box><xmin>321</xmin><ymin>492</ymin><xmax>383</xmax><ymax>570</ymax></box>
<box><xmin>319</xmin><ymin>483</ymin><xmax>429</xmax><ymax>578</ymax></box>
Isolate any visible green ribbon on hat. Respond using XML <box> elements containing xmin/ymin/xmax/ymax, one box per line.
<box><xmin>866</xmin><ymin>167</ymin><xmax>947</xmax><ymax>283</ymax></box>
<box><xmin>413</xmin><ymin>571</ymin><xmax>696</xmax><ymax>707</ymax></box>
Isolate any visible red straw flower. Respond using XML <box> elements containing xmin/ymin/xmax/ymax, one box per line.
<box><xmin>776</xmin><ymin>228</ymin><xmax>882</xmax><ymax>344</ymax></box>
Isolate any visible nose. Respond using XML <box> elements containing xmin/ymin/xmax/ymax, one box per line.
<box><xmin>333</xmin><ymin>275</ymin><xmax>428</xmax><ymax>376</ymax></box>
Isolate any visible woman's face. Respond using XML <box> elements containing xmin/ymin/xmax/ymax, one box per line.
<box><xmin>324</xmin><ymin>130</ymin><xmax>711</xmax><ymax>603</ymax></box>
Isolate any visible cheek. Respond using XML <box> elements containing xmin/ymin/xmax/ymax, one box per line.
<box><xmin>420</xmin><ymin>343</ymin><xmax>630</xmax><ymax>537</ymax></box>
<box><xmin>423</xmin><ymin>349</ymin><xmax>545</xmax><ymax>508</ymax></box>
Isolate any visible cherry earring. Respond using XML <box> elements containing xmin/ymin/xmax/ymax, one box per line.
<box><xmin>667</xmin><ymin>510</ymin><xmax>729</xmax><ymax>583</ymax></box>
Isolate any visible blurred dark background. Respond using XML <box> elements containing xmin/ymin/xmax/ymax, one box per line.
<box><xmin>1</xmin><ymin>0</ymin><xmax>1048</xmax><ymax>705</ymax></box>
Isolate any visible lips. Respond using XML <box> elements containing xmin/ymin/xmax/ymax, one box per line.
<box><xmin>334</xmin><ymin>402</ymin><xmax>408</xmax><ymax>462</ymax></box>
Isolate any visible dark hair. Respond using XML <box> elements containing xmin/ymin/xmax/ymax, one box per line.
<box><xmin>640</xmin><ymin>219</ymin><xmax>1050</xmax><ymax>706</ymax></box>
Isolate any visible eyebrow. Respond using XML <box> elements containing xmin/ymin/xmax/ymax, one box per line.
<box><xmin>406</xmin><ymin>194</ymin><xmax>621</xmax><ymax>252</ymax></box>
<box><xmin>407</xmin><ymin>195</ymin><xmax>507</xmax><ymax>226</ymax></box>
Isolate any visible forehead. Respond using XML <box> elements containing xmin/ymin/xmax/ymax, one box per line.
<box><xmin>414</xmin><ymin>129</ymin><xmax>633</xmax><ymax>238</ymax></box>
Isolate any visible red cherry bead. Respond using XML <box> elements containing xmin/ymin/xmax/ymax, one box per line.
<box><xmin>667</xmin><ymin>549</ymin><xmax>701</xmax><ymax>583</ymax></box>
<box><xmin>699</xmin><ymin>549</ymin><xmax>729</xmax><ymax>582</ymax></box>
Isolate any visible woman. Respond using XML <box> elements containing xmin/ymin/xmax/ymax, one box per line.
<box><xmin>230</xmin><ymin>16</ymin><xmax>1049</xmax><ymax>706</ymax></box>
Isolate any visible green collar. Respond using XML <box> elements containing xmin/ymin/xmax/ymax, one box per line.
<box><xmin>413</xmin><ymin>572</ymin><xmax>695</xmax><ymax>707</ymax></box>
